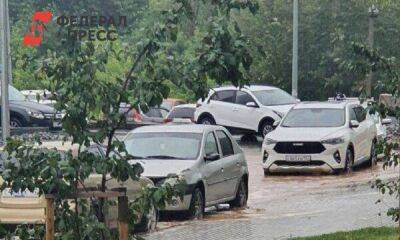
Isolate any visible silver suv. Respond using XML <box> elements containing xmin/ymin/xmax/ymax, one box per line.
<box><xmin>124</xmin><ymin>124</ymin><xmax>249</xmax><ymax>219</ymax></box>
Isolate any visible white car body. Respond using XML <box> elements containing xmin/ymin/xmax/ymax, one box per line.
<box><xmin>194</xmin><ymin>85</ymin><xmax>297</xmax><ymax>137</ymax></box>
<box><xmin>262</xmin><ymin>101</ymin><xmax>377</xmax><ymax>174</ymax></box>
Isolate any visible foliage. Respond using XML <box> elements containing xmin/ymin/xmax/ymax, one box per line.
<box><xmin>2</xmin><ymin>0</ymin><xmax>260</xmax><ymax>238</ymax></box>
<box><xmin>293</xmin><ymin>226</ymin><xmax>399</xmax><ymax>240</ymax></box>
<box><xmin>350</xmin><ymin>42</ymin><xmax>400</xmax><ymax>225</ymax></box>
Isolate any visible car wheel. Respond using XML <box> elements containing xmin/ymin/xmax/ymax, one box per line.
<box><xmin>135</xmin><ymin>204</ymin><xmax>158</xmax><ymax>233</ymax></box>
<box><xmin>344</xmin><ymin>148</ymin><xmax>354</xmax><ymax>174</ymax></box>
<box><xmin>187</xmin><ymin>188</ymin><xmax>204</xmax><ymax>220</ymax></box>
<box><xmin>260</xmin><ymin>121</ymin><xmax>274</xmax><ymax>138</ymax></box>
<box><xmin>369</xmin><ymin>141</ymin><xmax>377</xmax><ymax>167</ymax></box>
<box><xmin>199</xmin><ymin>116</ymin><xmax>215</xmax><ymax>125</ymax></box>
<box><xmin>229</xmin><ymin>179</ymin><xmax>248</xmax><ymax>208</ymax></box>
<box><xmin>10</xmin><ymin>117</ymin><xmax>23</xmax><ymax>128</ymax></box>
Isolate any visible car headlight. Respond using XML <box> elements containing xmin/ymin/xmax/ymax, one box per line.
<box><xmin>321</xmin><ymin>137</ymin><xmax>345</xmax><ymax>145</ymax></box>
<box><xmin>28</xmin><ymin>111</ymin><xmax>45</xmax><ymax>119</ymax></box>
<box><xmin>264</xmin><ymin>138</ymin><xmax>278</xmax><ymax>145</ymax></box>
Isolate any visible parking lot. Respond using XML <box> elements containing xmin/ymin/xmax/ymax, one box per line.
<box><xmin>145</xmin><ymin>136</ymin><xmax>397</xmax><ymax>240</ymax></box>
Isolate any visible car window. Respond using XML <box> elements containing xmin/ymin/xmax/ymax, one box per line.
<box><xmin>168</xmin><ymin>107</ymin><xmax>195</xmax><ymax>119</ymax></box>
<box><xmin>216</xmin><ymin>130</ymin><xmax>234</xmax><ymax>156</ymax></box>
<box><xmin>211</xmin><ymin>90</ymin><xmax>235</xmax><ymax>103</ymax></box>
<box><xmin>144</xmin><ymin>108</ymin><xmax>162</xmax><ymax>118</ymax></box>
<box><xmin>349</xmin><ymin>108</ymin><xmax>358</xmax><ymax>121</ymax></box>
<box><xmin>235</xmin><ymin>91</ymin><xmax>254</xmax><ymax>105</ymax></box>
<box><xmin>353</xmin><ymin>106</ymin><xmax>366</xmax><ymax>122</ymax></box>
<box><xmin>204</xmin><ymin>132</ymin><xmax>219</xmax><ymax>156</ymax></box>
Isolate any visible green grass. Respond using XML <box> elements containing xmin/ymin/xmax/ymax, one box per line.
<box><xmin>293</xmin><ymin>227</ymin><xmax>399</xmax><ymax>240</ymax></box>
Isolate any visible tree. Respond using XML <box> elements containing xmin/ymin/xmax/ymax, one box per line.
<box><xmin>1</xmin><ymin>0</ymin><xmax>259</xmax><ymax>238</ymax></box>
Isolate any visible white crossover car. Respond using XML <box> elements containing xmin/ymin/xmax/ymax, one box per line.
<box><xmin>124</xmin><ymin>124</ymin><xmax>249</xmax><ymax>219</ymax></box>
<box><xmin>195</xmin><ymin>85</ymin><xmax>298</xmax><ymax>137</ymax></box>
<box><xmin>262</xmin><ymin>101</ymin><xmax>377</xmax><ymax>174</ymax></box>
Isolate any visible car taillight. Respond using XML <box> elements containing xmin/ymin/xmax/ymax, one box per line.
<box><xmin>132</xmin><ymin>109</ymin><xmax>142</xmax><ymax>123</ymax></box>
<box><xmin>163</xmin><ymin>118</ymin><xmax>172</xmax><ymax>123</ymax></box>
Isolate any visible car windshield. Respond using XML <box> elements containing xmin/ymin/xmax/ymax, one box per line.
<box><xmin>124</xmin><ymin>132</ymin><xmax>202</xmax><ymax>160</ymax></box>
<box><xmin>281</xmin><ymin>108</ymin><xmax>345</xmax><ymax>127</ymax></box>
<box><xmin>1</xmin><ymin>86</ymin><xmax>26</xmax><ymax>101</ymax></box>
<box><xmin>252</xmin><ymin>89</ymin><xmax>297</xmax><ymax>106</ymax></box>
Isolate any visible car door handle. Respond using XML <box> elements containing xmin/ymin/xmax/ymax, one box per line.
<box><xmin>233</xmin><ymin>108</ymin><xmax>239</xmax><ymax>112</ymax></box>
<box><xmin>236</xmin><ymin>162</ymin><xmax>241</xmax><ymax>167</ymax></box>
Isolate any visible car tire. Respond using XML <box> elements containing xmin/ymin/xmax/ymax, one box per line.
<box><xmin>198</xmin><ymin>116</ymin><xmax>215</xmax><ymax>125</ymax></box>
<box><xmin>10</xmin><ymin>117</ymin><xmax>24</xmax><ymax>128</ymax></box>
<box><xmin>260</xmin><ymin>121</ymin><xmax>274</xmax><ymax>138</ymax></box>
<box><xmin>229</xmin><ymin>179</ymin><xmax>248</xmax><ymax>208</ymax></box>
<box><xmin>344</xmin><ymin>148</ymin><xmax>354</xmax><ymax>174</ymax></box>
<box><xmin>369</xmin><ymin>141</ymin><xmax>377</xmax><ymax>167</ymax></box>
<box><xmin>135</xmin><ymin>204</ymin><xmax>158</xmax><ymax>233</ymax></box>
<box><xmin>187</xmin><ymin>188</ymin><xmax>204</xmax><ymax>220</ymax></box>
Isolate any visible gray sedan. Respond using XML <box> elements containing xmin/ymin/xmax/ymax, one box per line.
<box><xmin>124</xmin><ymin>124</ymin><xmax>249</xmax><ymax>219</ymax></box>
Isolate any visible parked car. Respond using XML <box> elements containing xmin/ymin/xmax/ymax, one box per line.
<box><xmin>123</xmin><ymin>124</ymin><xmax>249</xmax><ymax>219</ymax></box>
<box><xmin>0</xmin><ymin>142</ymin><xmax>157</xmax><ymax>232</ymax></box>
<box><xmin>3</xmin><ymin>85</ymin><xmax>63</xmax><ymax>128</ymax></box>
<box><xmin>262</xmin><ymin>101</ymin><xmax>377</xmax><ymax>175</ymax></box>
<box><xmin>162</xmin><ymin>98</ymin><xmax>187</xmax><ymax>111</ymax></box>
<box><xmin>164</xmin><ymin>104</ymin><xmax>196</xmax><ymax>124</ymax></box>
<box><xmin>20</xmin><ymin>89</ymin><xmax>56</xmax><ymax>107</ymax></box>
<box><xmin>119</xmin><ymin>100</ymin><xmax>182</xmax><ymax>128</ymax></box>
<box><xmin>194</xmin><ymin>85</ymin><xmax>298</xmax><ymax>137</ymax></box>
<box><xmin>328</xmin><ymin>97</ymin><xmax>393</xmax><ymax>140</ymax></box>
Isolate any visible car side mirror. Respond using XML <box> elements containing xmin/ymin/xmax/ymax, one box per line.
<box><xmin>246</xmin><ymin>102</ymin><xmax>258</xmax><ymax>108</ymax></box>
<box><xmin>273</xmin><ymin>120</ymin><xmax>280</xmax><ymax>127</ymax></box>
<box><xmin>382</xmin><ymin>118</ymin><xmax>392</xmax><ymax>125</ymax></box>
<box><xmin>204</xmin><ymin>153</ymin><xmax>220</xmax><ymax>161</ymax></box>
<box><xmin>350</xmin><ymin>120</ymin><xmax>360</xmax><ymax>128</ymax></box>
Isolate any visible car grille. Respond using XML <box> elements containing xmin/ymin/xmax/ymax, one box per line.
<box><xmin>274</xmin><ymin>142</ymin><xmax>325</xmax><ymax>154</ymax></box>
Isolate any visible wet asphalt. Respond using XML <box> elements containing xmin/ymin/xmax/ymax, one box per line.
<box><xmin>146</xmin><ymin>136</ymin><xmax>398</xmax><ymax>240</ymax></box>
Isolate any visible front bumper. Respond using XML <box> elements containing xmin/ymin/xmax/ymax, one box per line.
<box><xmin>28</xmin><ymin>117</ymin><xmax>62</xmax><ymax>129</ymax></box>
<box><xmin>262</xmin><ymin>143</ymin><xmax>348</xmax><ymax>174</ymax></box>
<box><xmin>164</xmin><ymin>194</ymin><xmax>192</xmax><ymax>211</ymax></box>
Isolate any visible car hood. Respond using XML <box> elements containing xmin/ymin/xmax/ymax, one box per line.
<box><xmin>10</xmin><ymin>100</ymin><xmax>56</xmax><ymax>113</ymax></box>
<box><xmin>264</xmin><ymin>104</ymin><xmax>295</xmax><ymax>115</ymax></box>
<box><xmin>128</xmin><ymin>159</ymin><xmax>195</xmax><ymax>178</ymax></box>
<box><xmin>267</xmin><ymin>126</ymin><xmax>346</xmax><ymax>142</ymax></box>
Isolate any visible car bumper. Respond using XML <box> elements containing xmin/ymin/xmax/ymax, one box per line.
<box><xmin>262</xmin><ymin>143</ymin><xmax>348</xmax><ymax>174</ymax></box>
<box><xmin>28</xmin><ymin>117</ymin><xmax>62</xmax><ymax>128</ymax></box>
<box><xmin>163</xmin><ymin>194</ymin><xmax>192</xmax><ymax>211</ymax></box>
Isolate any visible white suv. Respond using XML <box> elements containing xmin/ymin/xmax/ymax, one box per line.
<box><xmin>262</xmin><ymin>101</ymin><xmax>377</xmax><ymax>174</ymax></box>
<box><xmin>195</xmin><ymin>85</ymin><xmax>298</xmax><ymax>137</ymax></box>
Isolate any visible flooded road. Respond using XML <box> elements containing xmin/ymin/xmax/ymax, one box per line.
<box><xmin>147</xmin><ymin>137</ymin><xmax>398</xmax><ymax>240</ymax></box>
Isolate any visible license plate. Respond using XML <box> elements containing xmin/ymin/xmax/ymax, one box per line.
<box><xmin>2</xmin><ymin>189</ymin><xmax>38</xmax><ymax>198</ymax></box>
<box><xmin>285</xmin><ymin>155</ymin><xmax>311</xmax><ymax>161</ymax></box>
<box><xmin>53</xmin><ymin>121</ymin><xmax>62</xmax><ymax>128</ymax></box>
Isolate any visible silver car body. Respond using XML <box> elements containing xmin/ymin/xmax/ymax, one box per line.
<box><xmin>124</xmin><ymin>124</ymin><xmax>249</xmax><ymax>211</ymax></box>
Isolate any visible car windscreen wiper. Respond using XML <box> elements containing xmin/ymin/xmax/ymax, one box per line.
<box><xmin>144</xmin><ymin>155</ymin><xmax>183</xmax><ymax>159</ymax></box>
